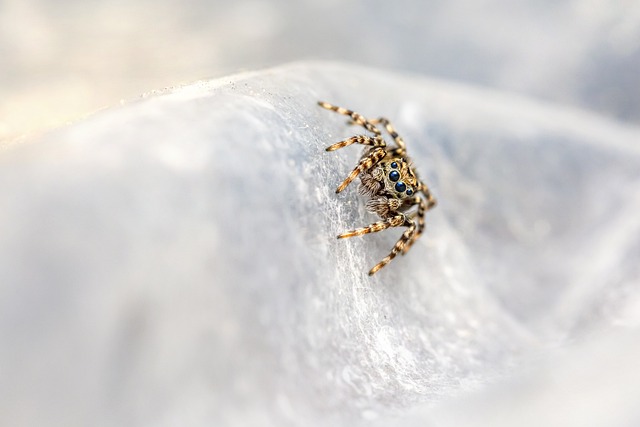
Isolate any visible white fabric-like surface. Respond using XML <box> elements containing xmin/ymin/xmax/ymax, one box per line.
<box><xmin>0</xmin><ymin>62</ymin><xmax>639</xmax><ymax>426</ymax></box>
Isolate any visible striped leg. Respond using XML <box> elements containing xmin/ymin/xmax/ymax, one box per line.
<box><xmin>370</xmin><ymin>117</ymin><xmax>406</xmax><ymax>150</ymax></box>
<box><xmin>325</xmin><ymin>135</ymin><xmax>386</xmax><ymax>152</ymax></box>
<box><xmin>318</xmin><ymin>101</ymin><xmax>382</xmax><ymax>136</ymax></box>
<box><xmin>421</xmin><ymin>183</ymin><xmax>437</xmax><ymax>210</ymax></box>
<box><xmin>402</xmin><ymin>198</ymin><xmax>426</xmax><ymax>254</ymax></box>
<box><xmin>335</xmin><ymin>147</ymin><xmax>385</xmax><ymax>193</ymax></box>
<box><xmin>369</xmin><ymin>220</ymin><xmax>417</xmax><ymax>276</ymax></box>
<box><xmin>403</xmin><ymin>187</ymin><xmax>436</xmax><ymax>254</ymax></box>
<box><xmin>337</xmin><ymin>214</ymin><xmax>406</xmax><ymax>239</ymax></box>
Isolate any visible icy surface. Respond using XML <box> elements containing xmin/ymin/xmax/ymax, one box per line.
<box><xmin>0</xmin><ymin>62</ymin><xmax>639</xmax><ymax>426</ymax></box>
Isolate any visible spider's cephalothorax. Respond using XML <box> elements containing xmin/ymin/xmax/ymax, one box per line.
<box><xmin>319</xmin><ymin>101</ymin><xmax>437</xmax><ymax>276</ymax></box>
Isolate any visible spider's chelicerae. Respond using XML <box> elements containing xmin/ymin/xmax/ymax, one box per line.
<box><xmin>319</xmin><ymin>101</ymin><xmax>437</xmax><ymax>276</ymax></box>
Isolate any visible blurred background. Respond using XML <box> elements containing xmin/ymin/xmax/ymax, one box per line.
<box><xmin>1</xmin><ymin>0</ymin><xmax>640</xmax><ymax>144</ymax></box>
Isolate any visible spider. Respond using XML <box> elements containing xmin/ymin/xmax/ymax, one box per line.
<box><xmin>319</xmin><ymin>101</ymin><xmax>437</xmax><ymax>276</ymax></box>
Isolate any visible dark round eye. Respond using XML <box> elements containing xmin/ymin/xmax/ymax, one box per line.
<box><xmin>395</xmin><ymin>181</ymin><xmax>406</xmax><ymax>193</ymax></box>
<box><xmin>390</xmin><ymin>162</ymin><xmax>399</xmax><ymax>169</ymax></box>
<box><xmin>406</xmin><ymin>188</ymin><xmax>413</xmax><ymax>196</ymax></box>
<box><xmin>389</xmin><ymin>170</ymin><xmax>400</xmax><ymax>182</ymax></box>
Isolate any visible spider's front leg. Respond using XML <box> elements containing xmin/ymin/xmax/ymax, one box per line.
<box><xmin>334</xmin><ymin>147</ymin><xmax>386</xmax><ymax>193</ymax></box>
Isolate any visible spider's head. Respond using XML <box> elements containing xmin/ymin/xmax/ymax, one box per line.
<box><xmin>381</xmin><ymin>158</ymin><xmax>418</xmax><ymax>200</ymax></box>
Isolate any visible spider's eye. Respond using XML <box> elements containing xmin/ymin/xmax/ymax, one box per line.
<box><xmin>390</xmin><ymin>162</ymin><xmax>399</xmax><ymax>169</ymax></box>
<box><xmin>389</xmin><ymin>170</ymin><xmax>400</xmax><ymax>182</ymax></box>
<box><xmin>406</xmin><ymin>188</ymin><xmax>414</xmax><ymax>196</ymax></box>
<box><xmin>395</xmin><ymin>181</ymin><xmax>406</xmax><ymax>193</ymax></box>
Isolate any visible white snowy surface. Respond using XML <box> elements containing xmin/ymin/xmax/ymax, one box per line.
<box><xmin>0</xmin><ymin>62</ymin><xmax>639</xmax><ymax>426</ymax></box>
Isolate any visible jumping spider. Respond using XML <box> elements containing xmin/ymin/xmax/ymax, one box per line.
<box><xmin>319</xmin><ymin>101</ymin><xmax>437</xmax><ymax>276</ymax></box>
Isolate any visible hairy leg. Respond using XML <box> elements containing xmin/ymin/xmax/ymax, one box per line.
<box><xmin>318</xmin><ymin>101</ymin><xmax>382</xmax><ymax>136</ymax></box>
<box><xmin>403</xmin><ymin>188</ymin><xmax>436</xmax><ymax>253</ymax></box>
<box><xmin>402</xmin><ymin>197</ymin><xmax>426</xmax><ymax>254</ymax></box>
<box><xmin>369</xmin><ymin>117</ymin><xmax>406</xmax><ymax>150</ymax></box>
<box><xmin>325</xmin><ymin>134</ymin><xmax>385</xmax><ymax>152</ymax></box>
<box><xmin>337</xmin><ymin>214</ymin><xmax>406</xmax><ymax>239</ymax></box>
<box><xmin>369</xmin><ymin>220</ymin><xmax>417</xmax><ymax>276</ymax></box>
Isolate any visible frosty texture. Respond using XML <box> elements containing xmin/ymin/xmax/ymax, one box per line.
<box><xmin>0</xmin><ymin>62</ymin><xmax>639</xmax><ymax>426</ymax></box>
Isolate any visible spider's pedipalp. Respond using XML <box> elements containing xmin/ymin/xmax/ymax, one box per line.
<box><xmin>365</xmin><ymin>196</ymin><xmax>402</xmax><ymax>217</ymax></box>
<box><xmin>335</xmin><ymin>147</ymin><xmax>385</xmax><ymax>193</ymax></box>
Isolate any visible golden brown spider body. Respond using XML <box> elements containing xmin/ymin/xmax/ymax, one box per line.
<box><xmin>319</xmin><ymin>101</ymin><xmax>436</xmax><ymax>276</ymax></box>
